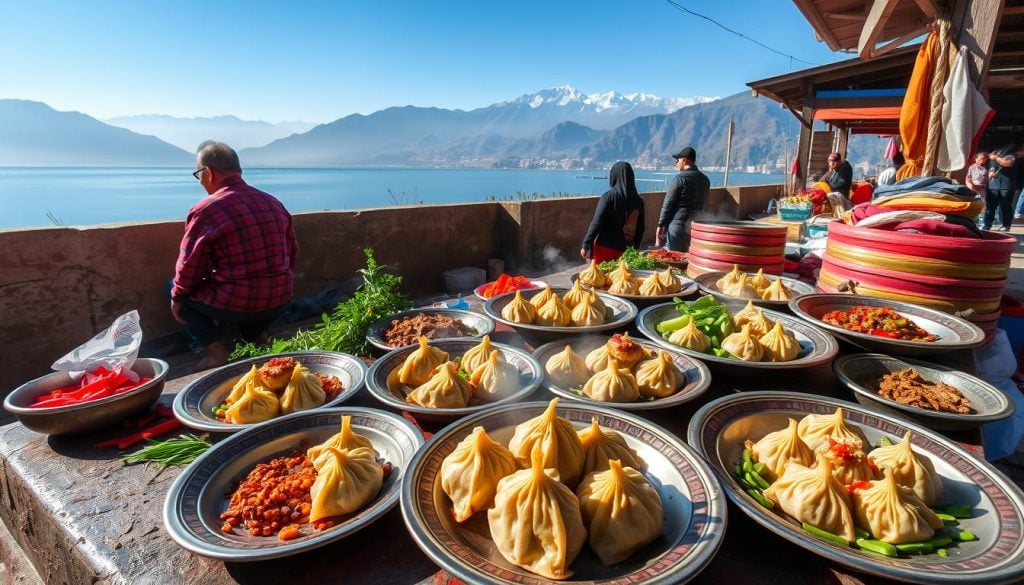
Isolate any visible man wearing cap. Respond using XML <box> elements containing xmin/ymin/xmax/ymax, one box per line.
<box><xmin>657</xmin><ymin>146</ymin><xmax>710</xmax><ymax>252</ymax></box>
<box><xmin>823</xmin><ymin>152</ymin><xmax>853</xmax><ymax>198</ymax></box>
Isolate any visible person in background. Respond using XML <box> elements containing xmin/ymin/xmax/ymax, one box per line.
<box><xmin>171</xmin><ymin>141</ymin><xmax>299</xmax><ymax>369</ymax></box>
<box><xmin>656</xmin><ymin>146</ymin><xmax>709</xmax><ymax>252</ymax></box>
<box><xmin>966</xmin><ymin>150</ymin><xmax>990</xmax><ymax>199</ymax></box>
<box><xmin>1013</xmin><ymin>144</ymin><xmax>1024</xmax><ymax>221</ymax></box>
<box><xmin>822</xmin><ymin>152</ymin><xmax>853</xmax><ymax>197</ymax></box>
<box><xmin>984</xmin><ymin>145</ymin><xmax>1016</xmax><ymax>232</ymax></box>
<box><xmin>877</xmin><ymin>152</ymin><xmax>903</xmax><ymax>186</ymax></box>
<box><xmin>580</xmin><ymin>161</ymin><xmax>645</xmax><ymax>263</ymax></box>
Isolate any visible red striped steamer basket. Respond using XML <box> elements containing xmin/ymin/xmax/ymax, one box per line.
<box><xmin>687</xmin><ymin>221</ymin><xmax>787</xmax><ymax>278</ymax></box>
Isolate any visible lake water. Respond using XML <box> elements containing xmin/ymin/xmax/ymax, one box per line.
<box><xmin>0</xmin><ymin>167</ymin><xmax>783</xmax><ymax>229</ymax></box>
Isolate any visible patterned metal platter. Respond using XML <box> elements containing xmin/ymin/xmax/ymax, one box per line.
<box><xmin>694</xmin><ymin>270</ymin><xmax>816</xmax><ymax>310</ymax></box>
<box><xmin>571</xmin><ymin>270</ymin><xmax>699</xmax><ymax>307</ymax></box>
<box><xmin>365</xmin><ymin>308</ymin><xmax>495</xmax><ymax>352</ymax></box>
<box><xmin>483</xmin><ymin>288</ymin><xmax>638</xmax><ymax>342</ymax></box>
<box><xmin>687</xmin><ymin>392</ymin><xmax>1024</xmax><ymax>584</ymax></box>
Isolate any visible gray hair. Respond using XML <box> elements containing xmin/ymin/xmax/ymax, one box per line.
<box><xmin>196</xmin><ymin>141</ymin><xmax>241</xmax><ymax>172</ymax></box>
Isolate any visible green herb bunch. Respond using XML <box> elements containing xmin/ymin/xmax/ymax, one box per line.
<box><xmin>597</xmin><ymin>247</ymin><xmax>666</xmax><ymax>272</ymax></box>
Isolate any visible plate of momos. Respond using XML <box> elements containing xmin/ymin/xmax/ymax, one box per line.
<box><xmin>687</xmin><ymin>392</ymin><xmax>1024</xmax><ymax>585</ymax></box>
<box><xmin>401</xmin><ymin>399</ymin><xmax>726</xmax><ymax>584</ymax></box>
<box><xmin>483</xmin><ymin>286</ymin><xmax>638</xmax><ymax>341</ymax></box>
<box><xmin>694</xmin><ymin>266</ymin><xmax>815</xmax><ymax>309</ymax></box>
<box><xmin>164</xmin><ymin>407</ymin><xmax>424</xmax><ymax>561</ymax></box>
<box><xmin>365</xmin><ymin>336</ymin><xmax>544</xmax><ymax>422</ymax></box>
<box><xmin>573</xmin><ymin>261</ymin><xmax>699</xmax><ymax>306</ymax></box>
<box><xmin>532</xmin><ymin>334</ymin><xmax>711</xmax><ymax>411</ymax></box>
<box><xmin>173</xmin><ymin>351</ymin><xmax>367</xmax><ymax>433</ymax></box>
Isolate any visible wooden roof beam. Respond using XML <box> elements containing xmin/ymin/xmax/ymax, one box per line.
<box><xmin>860</xmin><ymin>0</ymin><xmax>903</xmax><ymax>59</ymax></box>
<box><xmin>793</xmin><ymin>0</ymin><xmax>843</xmax><ymax>50</ymax></box>
<box><xmin>913</xmin><ymin>0</ymin><xmax>940</xmax><ymax>19</ymax></box>
<box><xmin>870</xmin><ymin>25</ymin><xmax>932</xmax><ymax>58</ymax></box>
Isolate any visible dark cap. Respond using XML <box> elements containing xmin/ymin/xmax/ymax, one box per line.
<box><xmin>672</xmin><ymin>146</ymin><xmax>697</xmax><ymax>161</ymax></box>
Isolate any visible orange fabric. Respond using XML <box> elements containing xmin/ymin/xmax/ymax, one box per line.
<box><xmin>897</xmin><ymin>32</ymin><xmax>939</xmax><ymax>181</ymax></box>
<box><xmin>814</xmin><ymin>107</ymin><xmax>902</xmax><ymax>121</ymax></box>
<box><xmin>876</xmin><ymin>197</ymin><xmax>983</xmax><ymax>217</ymax></box>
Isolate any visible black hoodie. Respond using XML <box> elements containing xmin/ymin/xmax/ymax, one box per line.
<box><xmin>581</xmin><ymin>161</ymin><xmax>646</xmax><ymax>252</ymax></box>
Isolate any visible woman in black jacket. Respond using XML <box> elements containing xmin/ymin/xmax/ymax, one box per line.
<box><xmin>580</xmin><ymin>161</ymin><xmax>645</xmax><ymax>262</ymax></box>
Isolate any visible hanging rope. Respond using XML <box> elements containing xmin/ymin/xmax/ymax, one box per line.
<box><xmin>923</xmin><ymin>15</ymin><xmax>953</xmax><ymax>176</ymax></box>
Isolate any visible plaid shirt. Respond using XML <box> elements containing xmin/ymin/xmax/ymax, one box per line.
<box><xmin>171</xmin><ymin>176</ymin><xmax>298</xmax><ymax>312</ymax></box>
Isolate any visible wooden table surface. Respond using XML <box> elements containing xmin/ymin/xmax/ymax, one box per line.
<box><xmin>0</xmin><ymin>267</ymin><xmax>985</xmax><ymax>585</ymax></box>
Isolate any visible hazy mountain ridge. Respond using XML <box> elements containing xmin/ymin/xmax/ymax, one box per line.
<box><xmin>104</xmin><ymin>114</ymin><xmax>316</xmax><ymax>151</ymax></box>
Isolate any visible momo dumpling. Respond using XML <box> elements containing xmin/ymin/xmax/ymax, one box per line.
<box><xmin>764</xmin><ymin>456</ymin><xmax>857</xmax><ymax>543</ymax></box>
<box><xmin>562</xmin><ymin>279</ymin><xmax>589</xmax><ymax>310</ymax></box>
<box><xmin>634</xmin><ymin>350</ymin><xmax>684</xmax><ymax>398</ymax></box>
<box><xmin>607</xmin><ymin>278</ymin><xmax>638</xmax><ymax>295</ymax></box>
<box><xmin>398</xmin><ymin>336</ymin><xmax>449</xmax><ymax>387</ymax></box>
<box><xmin>308</xmin><ymin>414</ymin><xmax>374</xmax><ymax>461</ymax></box>
<box><xmin>748</xmin><ymin>418</ymin><xmax>815</xmax><ymax>482</ymax></box>
<box><xmin>406</xmin><ymin>362</ymin><xmax>471</xmax><ymax>408</ymax></box>
<box><xmin>257</xmin><ymin>357</ymin><xmax>298</xmax><ymax>391</ymax></box>
<box><xmin>583</xmin><ymin>358</ymin><xmax>640</xmax><ymax>403</ymax></box>
<box><xmin>441</xmin><ymin>426</ymin><xmax>518</xmax><ymax>522</ymax></box>
<box><xmin>578</xmin><ymin>260</ymin><xmax>607</xmax><ymax>288</ymax></box>
<box><xmin>733</xmin><ymin>300</ymin><xmax>760</xmax><ymax>329</ymax></box>
<box><xmin>586</xmin><ymin>289</ymin><xmax>606</xmax><ymax>315</ymax></box>
<box><xmin>668</xmin><ymin>319</ymin><xmax>710</xmax><ymax>353</ymax></box>
<box><xmin>868</xmin><ymin>432</ymin><xmax>942</xmax><ymax>505</ymax></box>
<box><xmin>817</xmin><ymin>438</ymin><xmax>877</xmax><ymax>485</ymax></box>
<box><xmin>530</xmin><ymin>284</ymin><xmax>556</xmax><ymax>309</ymax></box>
<box><xmin>722</xmin><ymin>275</ymin><xmax>761</xmax><ymax>299</ymax></box>
<box><xmin>608</xmin><ymin>260</ymin><xmax>632</xmax><ymax>284</ymax></box>
<box><xmin>750</xmin><ymin>268</ymin><xmax>771</xmax><ymax>292</ymax></box>
<box><xmin>716</xmin><ymin>265</ymin><xmax>744</xmax><ymax>290</ymax></box>
<box><xmin>309</xmin><ymin>446</ymin><xmax>383</xmax><ymax>522</ymax></box>
<box><xmin>638</xmin><ymin>274</ymin><xmax>670</xmax><ymax>296</ymax></box>
<box><xmin>577</xmin><ymin>418</ymin><xmax>643</xmax><ymax>476</ymax></box>
<box><xmin>227</xmin><ymin>365</ymin><xmax>260</xmax><ymax>404</ymax></box>
<box><xmin>759</xmin><ymin>321</ymin><xmax>801</xmax><ymax>362</ymax></box>
<box><xmin>585</xmin><ymin>344</ymin><xmax>610</xmax><ymax>373</ymax></box>
<box><xmin>851</xmin><ymin>468</ymin><xmax>943</xmax><ymax>544</ymax></box>
<box><xmin>460</xmin><ymin>335</ymin><xmax>496</xmax><ymax>375</ymax></box>
<box><xmin>488</xmin><ymin>448</ymin><xmax>586</xmax><ymax>580</ymax></box>
<box><xmin>501</xmin><ymin>290</ymin><xmax>537</xmax><ymax>324</ymax></box>
<box><xmin>798</xmin><ymin>408</ymin><xmax>870</xmax><ymax>451</ymax></box>
<box><xmin>577</xmin><ymin>459</ymin><xmax>663</xmax><ymax>566</ymax></box>
<box><xmin>225</xmin><ymin>380</ymin><xmax>280</xmax><ymax>424</ymax></box>
<box><xmin>607</xmin><ymin>333</ymin><xmax>648</xmax><ymax>370</ymax></box>
<box><xmin>761</xmin><ymin>278</ymin><xmax>793</xmax><ymax>301</ymax></box>
<box><xmin>535</xmin><ymin>295</ymin><xmax>572</xmax><ymax>327</ymax></box>
<box><xmin>570</xmin><ymin>293</ymin><xmax>605</xmax><ymax>326</ymax></box>
<box><xmin>745</xmin><ymin>309</ymin><xmax>776</xmax><ymax>338</ymax></box>
<box><xmin>469</xmin><ymin>351</ymin><xmax>520</xmax><ymax>401</ymax></box>
<box><xmin>545</xmin><ymin>345</ymin><xmax>589</xmax><ymax>388</ymax></box>
<box><xmin>721</xmin><ymin>325</ymin><xmax>765</xmax><ymax>361</ymax></box>
<box><xmin>507</xmin><ymin>398</ymin><xmax>585</xmax><ymax>485</ymax></box>
<box><xmin>657</xmin><ymin>268</ymin><xmax>682</xmax><ymax>294</ymax></box>
<box><xmin>280</xmin><ymin>363</ymin><xmax>327</xmax><ymax>414</ymax></box>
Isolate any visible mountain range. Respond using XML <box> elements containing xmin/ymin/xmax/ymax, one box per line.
<box><xmin>104</xmin><ymin>115</ymin><xmax>316</xmax><ymax>151</ymax></box>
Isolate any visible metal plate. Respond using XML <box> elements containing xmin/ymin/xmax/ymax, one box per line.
<box><xmin>172</xmin><ymin>352</ymin><xmax>367</xmax><ymax>433</ymax></box>
<box><xmin>531</xmin><ymin>336</ymin><xmax>712</xmax><ymax>411</ymax></box>
<box><xmin>694</xmin><ymin>271</ymin><xmax>816</xmax><ymax>310</ymax></box>
<box><xmin>687</xmin><ymin>392</ymin><xmax>1024</xmax><ymax>585</ymax></box>
<box><xmin>365</xmin><ymin>308</ymin><xmax>495</xmax><ymax>352</ymax></box>
<box><xmin>483</xmin><ymin>288</ymin><xmax>638</xmax><ymax>342</ymax></box>
<box><xmin>833</xmin><ymin>353</ymin><xmax>1015</xmax><ymax>430</ymax></box>
<box><xmin>365</xmin><ymin>339</ymin><xmax>544</xmax><ymax>423</ymax></box>
<box><xmin>571</xmin><ymin>270</ymin><xmax>699</xmax><ymax>306</ymax></box>
<box><xmin>635</xmin><ymin>302</ymin><xmax>838</xmax><ymax>371</ymax></box>
<box><xmin>401</xmin><ymin>401</ymin><xmax>726</xmax><ymax>584</ymax></box>
<box><xmin>789</xmin><ymin>294</ymin><xmax>986</xmax><ymax>356</ymax></box>
<box><xmin>163</xmin><ymin>407</ymin><xmax>424</xmax><ymax>561</ymax></box>
<box><xmin>474</xmin><ymin>279</ymin><xmax>547</xmax><ymax>301</ymax></box>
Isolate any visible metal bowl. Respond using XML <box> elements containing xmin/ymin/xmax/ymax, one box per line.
<box><xmin>365</xmin><ymin>339</ymin><xmax>543</xmax><ymax>423</ymax></box>
<box><xmin>365</xmin><ymin>308</ymin><xmax>495</xmax><ymax>352</ymax></box>
<box><xmin>832</xmin><ymin>353</ymin><xmax>1014</xmax><ymax>430</ymax></box>
<box><xmin>694</xmin><ymin>271</ymin><xmax>815</xmax><ymax>310</ymax></box>
<box><xmin>531</xmin><ymin>336</ymin><xmax>711</xmax><ymax>411</ymax></box>
<box><xmin>572</xmin><ymin>269</ymin><xmax>699</xmax><ymax>307</ymax></box>
<box><xmin>3</xmin><ymin>358</ymin><xmax>168</xmax><ymax>436</ymax></box>
<box><xmin>687</xmin><ymin>391</ymin><xmax>1024</xmax><ymax>585</ymax></box>
<box><xmin>483</xmin><ymin>288</ymin><xmax>638</xmax><ymax>342</ymax></box>
<box><xmin>789</xmin><ymin>294</ymin><xmax>986</xmax><ymax>356</ymax></box>
<box><xmin>401</xmin><ymin>401</ymin><xmax>726</xmax><ymax>584</ymax></box>
<box><xmin>172</xmin><ymin>351</ymin><xmax>367</xmax><ymax>433</ymax></box>
<box><xmin>164</xmin><ymin>407</ymin><xmax>423</xmax><ymax>561</ymax></box>
<box><xmin>474</xmin><ymin>279</ymin><xmax>547</xmax><ymax>301</ymax></box>
<box><xmin>635</xmin><ymin>302</ymin><xmax>838</xmax><ymax>371</ymax></box>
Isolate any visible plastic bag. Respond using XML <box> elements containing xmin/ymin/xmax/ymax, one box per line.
<box><xmin>51</xmin><ymin>310</ymin><xmax>143</xmax><ymax>379</ymax></box>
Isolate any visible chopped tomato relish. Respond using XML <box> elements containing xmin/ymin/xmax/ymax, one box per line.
<box><xmin>821</xmin><ymin>306</ymin><xmax>937</xmax><ymax>342</ymax></box>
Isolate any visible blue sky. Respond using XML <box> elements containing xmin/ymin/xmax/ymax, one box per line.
<box><xmin>1</xmin><ymin>1</ymin><xmax>848</xmax><ymax>123</ymax></box>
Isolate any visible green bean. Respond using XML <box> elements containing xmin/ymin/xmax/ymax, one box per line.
<box><xmin>753</xmin><ymin>461</ymin><xmax>768</xmax><ymax>478</ymax></box>
<box><xmin>924</xmin><ymin>534</ymin><xmax>953</xmax><ymax>548</ymax></box>
<box><xmin>802</xmin><ymin>523</ymin><xmax>850</xmax><ymax>547</ymax></box>
<box><xmin>737</xmin><ymin>475</ymin><xmax>759</xmax><ymax>490</ymax></box>
<box><xmin>934</xmin><ymin>504</ymin><xmax>973</xmax><ymax>519</ymax></box>
<box><xmin>951</xmin><ymin>529</ymin><xmax>977</xmax><ymax>542</ymax></box>
<box><xmin>746</xmin><ymin>470</ymin><xmax>770</xmax><ymax>491</ymax></box>
<box><xmin>854</xmin><ymin>527</ymin><xmax>872</xmax><ymax>540</ymax></box>
<box><xmin>935</xmin><ymin>512</ymin><xmax>958</xmax><ymax>524</ymax></box>
<box><xmin>746</xmin><ymin>488</ymin><xmax>774</xmax><ymax>509</ymax></box>
<box><xmin>734</xmin><ymin>464</ymin><xmax>744</xmax><ymax>479</ymax></box>
<box><xmin>937</xmin><ymin>548</ymin><xmax>948</xmax><ymax>557</ymax></box>
<box><xmin>856</xmin><ymin>538</ymin><xmax>899</xmax><ymax>558</ymax></box>
<box><xmin>742</xmin><ymin>448</ymin><xmax>753</xmax><ymax>467</ymax></box>
<box><xmin>895</xmin><ymin>543</ymin><xmax>934</xmax><ymax>555</ymax></box>
<box><xmin>878</xmin><ymin>436</ymin><xmax>893</xmax><ymax>447</ymax></box>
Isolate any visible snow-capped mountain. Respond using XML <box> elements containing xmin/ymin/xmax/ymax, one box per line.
<box><xmin>508</xmin><ymin>85</ymin><xmax>715</xmax><ymax>115</ymax></box>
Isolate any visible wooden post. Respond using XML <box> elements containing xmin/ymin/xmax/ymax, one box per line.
<box><xmin>724</xmin><ymin>118</ymin><xmax>734</xmax><ymax>186</ymax></box>
<box><xmin>795</xmin><ymin>106</ymin><xmax>814</xmax><ymax>190</ymax></box>
<box><xmin>951</xmin><ymin>0</ymin><xmax>1005</xmax><ymax>90</ymax></box>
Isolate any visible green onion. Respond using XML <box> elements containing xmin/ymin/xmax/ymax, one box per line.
<box><xmin>120</xmin><ymin>434</ymin><xmax>212</xmax><ymax>467</ymax></box>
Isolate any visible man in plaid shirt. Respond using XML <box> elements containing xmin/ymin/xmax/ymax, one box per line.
<box><xmin>170</xmin><ymin>141</ymin><xmax>298</xmax><ymax>369</ymax></box>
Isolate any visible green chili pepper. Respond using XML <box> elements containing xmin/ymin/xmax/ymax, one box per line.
<box><xmin>856</xmin><ymin>538</ymin><xmax>899</xmax><ymax>558</ymax></box>
<box><xmin>746</xmin><ymin>488</ymin><xmax>774</xmax><ymax>509</ymax></box>
<box><xmin>924</xmin><ymin>534</ymin><xmax>953</xmax><ymax>548</ymax></box>
<box><xmin>745</xmin><ymin>471</ymin><xmax>770</xmax><ymax>491</ymax></box>
<box><xmin>802</xmin><ymin>523</ymin><xmax>850</xmax><ymax>547</ymax></box>
<box><xmin>895</xmin><ymin>543</ymin><xmax>934</xmax><ymax>555</ymax></box>
<box><xmin>935</xmin><ymin>512</ymin><xmax>958</xmax><ymax>524</ymax></box>
<box><xmin>753</xmin><ymin>461</ymin><xmax>768</xmax><ymax>478</ymax></box>
<box><xmin>934</xmin><ymin>504</ymin><xmax>973</xmax><ymax>519</ymax></box>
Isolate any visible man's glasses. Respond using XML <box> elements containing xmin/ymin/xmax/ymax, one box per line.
<box><xmin>192</xmin><ymin>167</ymin><xmax>206</xmax><ymax>180</ymax></box>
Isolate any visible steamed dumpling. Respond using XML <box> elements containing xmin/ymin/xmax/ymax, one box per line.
<box><xmin>720</xmin><ymin>324</ymin><xmax>765</xmax><ymax>361</ymax></box>
<box><xmin>309</xmin><ymin>446</ymin><xmax>383</xmax><ymax>522</ymax></box>
<box><xmin>577</xmin><ymin>459</ymin><xmax>663</xmax><ymax>566</ymax></box>
<box><xmin>750</xmin><ymin>268</ymin><xmax>771</xmax><ymax>292</ymax></box>
<box><xmin>817</xmin><ymin>438</ymin><xmax>877</xmax><ymax>485</ymax></box>
<box><xmin>570</xmin><ymin>293</ymin><xmax>605</xmax><ymax>326</ymax></box>
<box><xmin>608</xmin><ymin>260</ymin><xmax>632</xmax><ymax>284</ymax></box>
<box><xmin>224</xmin><ymin>380</ymin><xmax>280</xmax><ymax>424</ymax></box>
<box><xmin>227</xmin><ymin>365</ymin><xmax>260</xmax><ymax>404</ymax></box>
<box><xmin>759</xmin><ymin>321</ymin><xmax>801</xmax><ymax>362</ymax></box>
<box><xmin>584</xmin><ymin>344</ymin><xmax>610</xmax><ymax>373</ymax></box>
<box><xmin>441</xmin><ymin>426</ymin><xmax>518</xmax><ymax>522</ymax></box>
<box><xmin>607</xmin><ymin>277</ymin><xmax>638</xmax><ymax>295</ymax></box>
<box><xmin>578</xmin><ymin>260</ymin><xmax>607</xmax><ymax>288</ymax></box>
<box><xmin>749</xmin><ymin>418</ymin><xmax>815</xmax><ymax>482</ymax></box>
<box><xmin>507</xmin><ymin>398</ymin><xmax>585</xmax><ymax>485</ymax></box>
<box><xmin>562</xmin><ymin>279</ymin><xmax>589</xmax><ymax>310</ymax></box>
<box><xmin>797</xmin><ymin>408</ymin><xmax>870</xmax><ymax>451</ymax></box>
<box><xmin>634</xmin><ymin>350</ymin><xmax>684</xmax><ymax>398</ymax></box>
<box><xmin>583</xmin><ymin>358</ymin><xmax>640</xmax><ymax>403</ymax></box>
<box><xmin>307</xmin><ymin>414</ymin><xmax>374</xmax><ymax>461</ymax></box>
<box><xmin>488</xmin><ymin>448</ymin><xmax>586</xmax><ymax>580</ymax></box>
<box><xmin>722</xmin><ymin>275</ymin><xmax>760</xmax><ymax>299</ymax></box>
<box><xmin>398</xmin><ymin>336</ymin><xmax>449</xmax><ymax>387</ymax></box>
<box><xmin>280</xmin><ymin>362</ymin><xmax>327</xmax><ymax>414</ymax></box>
<box><xmin>851</xmin><ymin>468</ymin><xmax>943</xmax><ymax>544</ymax></box>
<box><xmin>586</xmin><ymin>289</ymin><xmax>607</xmax><ymax>315</ymax></box>
<box><xmin>469</xmin><ymin>350</ymin><xmax>520</xmax><ymax>401</ymax></box>
<box><xmin>638</xmin><ymin>273</ymin><xmax>670</xmax><ymax>296</ymax></box>
<box><xmin>668</xmin><ymin>319</ymin><xmax>710</xmax><ymax>353</ymax></box>
<box><xmin>867</xmin><ymin>432</ymin><xmax>943</xmax><ymax>506</ymax></box>
<box><xmin>406</xmin><ymin>362</ymin><xmax>471</xmax><ymax>408</ymax></box>
<box><xmin>733</xmin><ymin>300</ymin><xmax>759</xmax><ymax>329</ymax></box>
<box><xmin>606</xmin><ymin>333</ymin><xmax>648</xmax><ymax>370</ymax></box>
<box><xmin>764</xmin><ymin>455</ymin><xmax>857</xmax><ymax>543</ymax></box>
<box><xmin>501</xmin><ymin>290</ymin><xmax>537</xmax><ymax>324</ymax></box>
<box><xmin>761</xmin><ymin>278</ymin><xmax>793</xmax><ymax>301</ymax></box>
<box><xmin>577</xmin><ymin>418</ymin><xmax>644</xmax><ymax>476</ymax></box>
<box><xmin>716</xmin><ymin>265</ymin><xmax>743</xmax><ymax>290</ymax></box>
<box><xmin>530</xmin><ymin>284</ymin><xmax>556</xmax><ymax>309</ymax></box>
<box><xmin>657</xmin><ymin>268</ymin><xmax>682</xmax><ymax>294</ymax></box>
<box><xmin>744</xmin><ymin>309</ymin><xmax>776</xmax><ymax>338</ymax></box>
<box><xmin>535</xmin><ymin>295</ymin><xmax>572</xmax><ymax>327</ymax></box>
<box><xmin>545</xmin><ymin>345</ymin><xmax>590</xmax><ymax>388</ymax></box>
<box><xmin>460</xmin><ymin>335</ymin><xmax>496</xmax><ymax>375</ymax></box>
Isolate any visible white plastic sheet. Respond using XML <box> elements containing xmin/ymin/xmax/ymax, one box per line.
<box><xmin>51</xmin><ymin>310</ymin><xmax>143</xmax><ymax>379</ymax></box>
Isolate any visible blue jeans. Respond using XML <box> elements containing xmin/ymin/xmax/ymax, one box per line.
<box><xmin>179</xmin><ymin>298</ymin><xmax>286</xmax><ymax>347</ymax></box>
<box><xmin>1014</xmin><ymin>186</ymin><xmax>1024</xmax><ymax>217</ymax></box>
<box><xmin>984</xmin><ymin>189</ymin><xmax>1013</xmax><ymax>230</ymax></box>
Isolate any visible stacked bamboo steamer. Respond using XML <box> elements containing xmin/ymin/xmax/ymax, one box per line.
<box><xmin>686</xmin><ymin>221</ymin><xmax>788</xmax><ymax>278</ymax></box>
<box><xmin>817</xmin><ymin>221</ymin><xmax>1016</xmax><ymax>340</ymax></box>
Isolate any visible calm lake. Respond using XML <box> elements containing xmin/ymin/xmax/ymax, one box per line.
<box><xmin>0</xmin><ymin>167</ymin><xmax>783</xmax><ymax>229</ymax></box>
